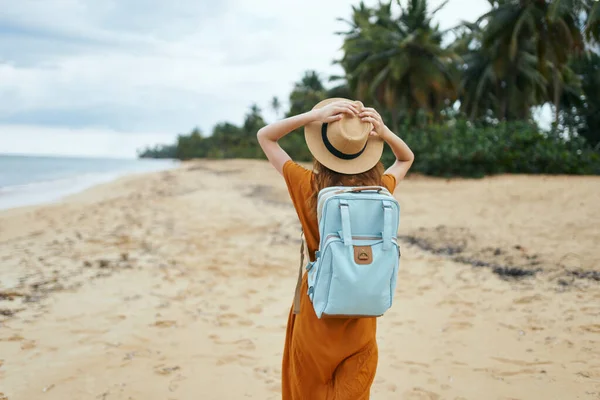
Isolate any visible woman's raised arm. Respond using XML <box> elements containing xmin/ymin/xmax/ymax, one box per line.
<box><xmin>257</xmin><ymin>101</ymin><xmax>360</xmax><ymax>175</ymax></box>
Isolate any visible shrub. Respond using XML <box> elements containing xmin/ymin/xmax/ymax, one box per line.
<box><xmin>380</xmin><ymin>120</ymin><xmax>600</xmax><ymax>178</ymax></box>
<box><xmin>141</xmin><ymin>119</ymin><xmax>600</xmax><ymax>178</ymax></box>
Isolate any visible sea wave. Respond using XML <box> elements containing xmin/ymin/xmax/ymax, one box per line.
<box><xmin>0</xmin><ymin>159</ymin><xmax>177</xmax><ymax>210</ymax></box>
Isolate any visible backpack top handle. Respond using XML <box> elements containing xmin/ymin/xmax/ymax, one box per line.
<box><xmin>336</xmin><ymin>186</ymin><xmax>387</xmax><ymax>194</ymax></box>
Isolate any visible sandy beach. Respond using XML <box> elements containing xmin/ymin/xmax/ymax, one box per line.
<box><xmin>1</xmin><ymin>159</ymin><xmax>599</xmax><ymax>400</ymax></box>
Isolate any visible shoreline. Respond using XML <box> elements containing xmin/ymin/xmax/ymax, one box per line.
<box><xmin>0</xmin><ymin>158</ymin><xmax>179</xmax><ymax>213</ymax></box>
<box><xmin>1</xmin><ymin>159</ymin><xmax>599</xmax><ymax>399</ymax></box>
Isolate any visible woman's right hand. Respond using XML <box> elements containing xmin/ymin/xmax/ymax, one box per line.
<box><xmin>311</xmin><ymin>100</ymin><xmax>360</xmax><ymax>123</ymax></box>
<box><xmin>358</xmin><ymin>107</ymin><xmax>389</xmax><ymax>138</ymax></box>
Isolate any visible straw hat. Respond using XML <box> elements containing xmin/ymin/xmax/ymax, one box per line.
<box><xmin>304</xmin><ymin>97</ymin><xmax>384</xmax><ymax>175</ymax></box>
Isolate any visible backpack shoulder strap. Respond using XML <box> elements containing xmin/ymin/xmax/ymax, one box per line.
<box><xmin>292</xmin><ymin>230</ymin><xmax>306</xmax><ymax>314</ymax></box>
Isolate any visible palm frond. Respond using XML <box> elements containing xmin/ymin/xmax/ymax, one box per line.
<box><xmin>509</xmin><ymin>8</ymin><xmax>533</xmax><ymax>61</ymax></box>
<box><xmin>585</xmin><ymin>1</ymin><xmax>600</xmax><ymax>42</ymax></box>
<box><xmin>430</xmin><ymin>0</ymin><xmax>450</xmax><ymax>17</ymax></box>
<box><xmin>548</xmin><ymin>0</ymin><xmax>573</xmax><ymax>22</ymax></box>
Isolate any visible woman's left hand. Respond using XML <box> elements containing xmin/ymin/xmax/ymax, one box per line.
<box><xmin>312</xmin><ymin>100</ymin><xmax>360</xmax><ymax>123</ymax></box>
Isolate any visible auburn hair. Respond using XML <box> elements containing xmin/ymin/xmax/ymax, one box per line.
<box><xmin>307</xmin><ymin>159</ymin><xmax>385</xmax><ymax>217</ymax></box>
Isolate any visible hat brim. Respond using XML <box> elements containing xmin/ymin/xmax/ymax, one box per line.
<box><xmin>304</xmin><ymin>98</ymin><xmax>384</xmax><ymax>175</ymax></box>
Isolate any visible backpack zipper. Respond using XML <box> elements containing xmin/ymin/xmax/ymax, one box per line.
<box><xmin>321</xmin><ymin>234</ymin><xmax>397</xmax><ymax>246</ymax></box>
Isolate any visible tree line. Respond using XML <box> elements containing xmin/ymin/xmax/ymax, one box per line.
<box><xmin>139</xmin><ymin>0</ymin><xmax>600</xmax><ymax>177</ymax></box>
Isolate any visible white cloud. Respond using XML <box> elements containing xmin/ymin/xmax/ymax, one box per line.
<box><xmin>0</xmin><ymin>124</ymin><xmax>175</xmax><ymax>158</ymax></box>
<box><xmin>0</xmin><ymin>0</ymin><xmax>492</xmax><ymax>157</ymax></box>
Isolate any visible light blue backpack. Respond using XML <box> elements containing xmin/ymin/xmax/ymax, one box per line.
<box><xmin>292</xmin><ymin>185</ymin><xmax>401</xmax><ymax>319</ymax></box>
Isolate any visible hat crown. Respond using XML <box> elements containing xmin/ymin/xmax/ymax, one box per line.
<box><xmin>304</xmin><ymin>97</ymin><xmax>384</xmax><ymax>175</ymax></box>
<box><xmin>326</xmin><ymin>110</ymin><xmax>372</xmax><ymax>156</ymax></box>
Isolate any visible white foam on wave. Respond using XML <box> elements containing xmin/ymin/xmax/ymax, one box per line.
<box><xmin>0</xmin><ymin>160</ymin><xmax>178</xmax><ymax>211</ymax></box>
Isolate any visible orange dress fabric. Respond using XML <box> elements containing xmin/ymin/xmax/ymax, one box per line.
<box><xmin>280</xmin><ymin>160</ymin><xmax>397</xmax><ymax>400</ymax></box>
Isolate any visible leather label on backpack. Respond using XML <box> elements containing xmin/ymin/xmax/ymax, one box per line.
<box><xmin>354</xmin><ymin>246</ymin><xmax>373</xmax><ymax>265</ymax></box>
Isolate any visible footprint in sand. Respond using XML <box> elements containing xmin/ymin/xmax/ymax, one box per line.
<box><xmin>442</xmin><ymin>321</ymin><xmax>473</xmax><ymax>332</ymax></box>
<box><xmin>107</xmin><ymin>315</ymin><xmax>127</xmax><ymax>323</ymax></box>
<box><xmin>70</xmin><ymin>328</ymin><xmax>110</xmax><ymax>334</ymax></box>
<box><xmin>580</xmin><ymin>324</ymin><xmax>600</xmax><ymax>333</ymax></box>
<box><xmin>391</xmin><ymin>360</ymin><xmax>431</xmax><ymax>375</ymax></box>
<box><xmin>495</xmin><ymin>368</ymin><xmax>541</xmax><ymax>377</ymax></box>
<box><xmin>20</xmin><ymin>340</ymin><xmax>36</xmax><ymax>350</ymax></box>
<box><xmin>152</xmin><ymin>320</ymin><xmax>177</xmax><ymax>328</ymax></box>
<box><xmin>208</xmin><ymin>334</ymin><xmax>220</xmax><ymax>342</ymax></box>
<box><xmin>473</xmin><ymin>366</ymin><xmax>543</xmax><ymax>377</ymax></box>
<box><xmin>268</xmin><ymin>383</ymin><xmax>280</xmax><ymax>393</ymax></box>
<box><xmin>513</xmin><ymin>294</ymin><xmax>545</xmax><ymax>304</ymax></box>
<box><xmin>253</xmin><ymin>365</ymin><xmax>273</xmax><ymax>377</ymax></box>
<box><xmin>233</xmin><ymin>338</ymin><xmax>256</xmax><ymax>351</ymax></box>
<box><xmin>6</xmin><ymin>334</ymin><xmax>25</xmax><ymax>342</ymax></box>
<box><xmin>436</xmin><ymin>299</ymin><xmax>475</xmax><ymax>308</ymax></box>
<box><xmin>254</xmin><ymin>365</ymin><xmax>280</xmax><ymax>392</ymax></box>
<box><xmin>498</xmin><ymin>322</ymin><xmax>519</xmax><ymax>330</ymax></box>
<box><xmin>168</xmin><ymin>374</ymin><xmax>187</xmax><ymax>393</ymax></box>
<box><xmin>215</xmin><ymin>313</ymin><xmax>254</xmax><ymax>327</ymax></box>
<box><xmin>490</xmin><ymin>357</ymin><xmax>553</xmax><ymax>367</ymax></box>
<box><xmin>402</xmin><ymin>387</ymin><xmax>441</xmax><ymax>400</ymax></box>
<box><xmin>208</xmin><ymin>335</ymin><xmax>256</xmax><ymax>351</ymax></box>
<box><xmin>450</xmin><ymin>309</ymin><xmax>476</xmax><ymax>318</ymax></box>
<box><xmin>247</xmin><ymin>305</ymin><xmax>263</xmax><ymax>314</ymax></box>
<box><xmin>402</xmin><ymin>360</ymin><xmax>430</xmax><ymax>368</ymax></box>
<box><xmin>417</xmin><ymin>284</ymin><xmax>433</xmax><ymax>293</ymax></box>
<box><xmin>580</xmin><ymin>306</ymin><xmax>600</xmax><ymax>316</ymax></box>
<box><xmin>216</xmin><ymin>353</ymin><xmax>256</xmax><ymax>366</ymax></box>
<box><xmin>154</xmin><ymin>364</ymin><xmax>181</xmax><ymax>376</ymax></box>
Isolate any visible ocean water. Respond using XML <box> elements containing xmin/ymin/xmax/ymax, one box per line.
<box><xmin>0</xmin><ymin>154</ymin><xmax>178</xmax><ymax>210</ymax></box>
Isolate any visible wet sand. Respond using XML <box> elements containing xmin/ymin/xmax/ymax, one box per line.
<box><xmin>1</xmin><ymin>159</ymin><xmax>599</xmax><ymax>399</ymax></box>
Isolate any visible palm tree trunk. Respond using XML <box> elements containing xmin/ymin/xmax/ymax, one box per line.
<box><xmin>391</xmin><ymin>109</ymin><xmax>399</xmax><ymax>134</ymax></box>
<box><xmin>495</xmin><ymin>81</ymin><xmax>504</xmax><ymax>120</ymax></box>
<box><xmin>502</xmin><ymin>87</ymin><xmax>509</xmax><ymax>121</ymax></box>
<box><xmin>553</xmin><ymin>68</ymin><xmax>562</xmax><ymax>126</ymax></box>
<box><xmin>505</xmin><ymin>65</ymin><xmax>518</xmax><ymax>121</ymax></box>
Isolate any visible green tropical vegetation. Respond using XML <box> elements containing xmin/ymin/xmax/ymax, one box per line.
<box><xmin>139</xmin><ymin>0</ymin><xmax>600</xmax><ymax>177</ymax></box>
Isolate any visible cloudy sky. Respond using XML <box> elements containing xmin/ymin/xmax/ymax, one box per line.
<box><xmin>0</xmin><ymin>0</ymin><xmax>493</xmax><ymax>158</ymax></box>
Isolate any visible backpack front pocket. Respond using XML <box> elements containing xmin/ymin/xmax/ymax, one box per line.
<box><xmin>311</xmin><ymin>237</ymin><xmax>399</xmax><ymax>318</ymax></box>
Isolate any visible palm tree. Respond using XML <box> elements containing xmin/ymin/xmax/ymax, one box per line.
<box><xmin>286</xmin><ymin>70</ymin><xmax>328</xmax><ymax>117</ymax></box>
<box><xmin>478</xmin><ymin>0</ymin><xmax>585</xmax><ymax>123</ymax></box>
<box><xmin>453</xmin><ymin>20</ymin><xmax>548</xmax><ymax>120</ymax></box>
<box><xmin>565</xmin><ymin>51</ymin><xmax>600</xmax><ymax>146</ymax></box>
<box><xmin>271</xmin><ymin>96</ymin><xmax>282</xmax><ymax>119</ymax></box>
<box><xmin>549</xmin><ymin>0</ymin><xmax>600</xmax><ymax>43</ymax></box>
<box><xmin>275</xmin><ymin>71</ymin><xmax>329</xmax><ymax>161</ymax></box>
<box><xmin>244</xmin><ymin>103</ymin><xmax>265</xmax><ymax>134</ymax></box>
<box><xmin>586</xmin><ymin>0</ymin><xmax>600</xmax><ymax>42</ymax></box>
<box><xmin>335</xmin><ymin>0</ymin><xmax>459</xmax><ymax>129</ymax></box>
